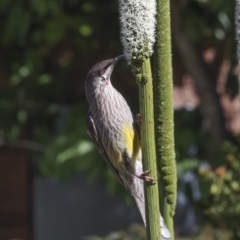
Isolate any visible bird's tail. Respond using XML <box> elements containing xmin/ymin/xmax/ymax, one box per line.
<box><xmin>120</xmin><ymin>169</ymin><xmax>171</xmax><ymax>240</ymax></box>
<box><xmin>134</xmin><ymin>193</ymin><xmax>171</xmax><ymax>240</ymax></box>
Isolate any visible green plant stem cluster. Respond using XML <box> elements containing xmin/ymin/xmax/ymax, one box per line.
<box><xmin>200</xmin><ymin>141</ymin><xmax>240</xmax><ymax>238</ymax></box>
<box><xmin>135</xmin><ymin>57</ymin><xmax>162</xmax><ymax>240</ymax></box>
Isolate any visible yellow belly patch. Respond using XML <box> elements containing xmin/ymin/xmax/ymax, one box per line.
<box><xmin>109</xmin><ymin>124</ymin><xmax>141</xmax><ymax>171</ymax></box>
<box><xmin>122</xmin><ymin>124</ymin><xmax>134</xmax><ymax>157</ymax></box>
<box><xmin>122</xmin><ymin>124</ymin><xmax>141</xmax><ymax>163</ymax></box>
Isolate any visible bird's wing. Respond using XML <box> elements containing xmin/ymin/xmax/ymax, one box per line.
<box><xmin>86</xmin><ymin>111</ymin><xmax>125</xmax><ymax>186</ymax></box>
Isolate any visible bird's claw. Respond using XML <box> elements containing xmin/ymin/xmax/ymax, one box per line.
<box><xmin>135</xmin><ymin>170</ymin><xmax>154</xmax><ymax>182</ymax></box>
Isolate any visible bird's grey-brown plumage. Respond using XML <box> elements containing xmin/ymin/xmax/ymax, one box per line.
<box><xmin>85</xmin><ymin>55</ymin><xmax>171</xmax><ymax>240</ymax></box>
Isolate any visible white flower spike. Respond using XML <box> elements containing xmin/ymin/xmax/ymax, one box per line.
<box><xmin>119</xmin><ymin>0</ymin><xmax>157</xmax><ymax>64</ymax></box>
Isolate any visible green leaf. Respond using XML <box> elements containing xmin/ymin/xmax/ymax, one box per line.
<box><xmin>79</xmin><ymin>24</ymin><xmax>93</xmax><ymax>37</ymax></box>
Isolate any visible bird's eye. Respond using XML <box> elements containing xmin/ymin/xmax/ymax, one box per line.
<box><xmin>101</xmin><ymin>69</ymin><xmax>106</xmax><ymax>74</ymax></box>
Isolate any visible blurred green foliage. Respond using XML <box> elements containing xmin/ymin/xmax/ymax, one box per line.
<box><xmin>200</xmin><ymin>141</ymin><xmax>240</xmax><ymax>239</ymax></box>
<box><xmin>174</xmin><ymin>109</ymin><xmax>210</xmax><ymax>161</ymax></box>
<box><xmin>184</xmin><ymin>0</ymin><xmax>234</xmax><ymax>42</ymax></box>
<box><xmin>83</xmin><ymin>224</ymin><xmax>146</xmax><ymax>240</ymax></box>
<box><xmin>0</xmin><ymin>0</ymin><xmax>129</xmax><ymax>200</ymax></box>
<box><xmin>84</xmin><ymin>224</ymin><xmax>232</xmax><ymax>240</ymax></box>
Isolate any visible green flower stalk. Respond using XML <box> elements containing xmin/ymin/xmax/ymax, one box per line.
<box><xmin>154</xmin><ymin>0</ymin><xmax>177</xmax><ymax>237</ymax></box>
<box><xmin>119</xmin><ymin>0</ymin><xmax>171</xmax><ymax>239</ymax></box>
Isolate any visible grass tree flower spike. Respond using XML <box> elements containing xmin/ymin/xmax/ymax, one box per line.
<box><xmin>118</xmin><ymin>0</ymin><xmax>170</xmax><ymax>239</ymax></box>
<box><xmin>119</xmin><ymin>0</ymin><xmax>156</xmax><ymax>64</ymax></box>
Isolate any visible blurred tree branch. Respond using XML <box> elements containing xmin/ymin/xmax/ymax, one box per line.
<box><xmin>171</xmin><ymin>0</ymin><xmax>229</xmax><ymax>162</ymax></box>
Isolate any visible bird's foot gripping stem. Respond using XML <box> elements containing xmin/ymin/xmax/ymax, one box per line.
<box><xmin>135</xmin><ymin>170</ymin><xmax>154</xmax><ymax>183</ymax></box>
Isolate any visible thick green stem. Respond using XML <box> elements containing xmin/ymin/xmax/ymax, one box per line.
<box><xmin>164</xmin><ymin>198</ymin><xmax>174</xmax><ymax>239</ymax></box>
<box><xmin>154</xmin><ymin>0</ymin><xmax>177</xmax><ymax>238</ymax></box>
<box><xmin>137</xmin><ymin>57</ymin><xmax>161</xmax><ymax>240</ymax></box>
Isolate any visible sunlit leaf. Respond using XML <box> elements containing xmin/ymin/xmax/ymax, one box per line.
<box><xmin>79</xmin><ymin>24</ymin><xmax>92</xmax><ymax>37</ymax></box>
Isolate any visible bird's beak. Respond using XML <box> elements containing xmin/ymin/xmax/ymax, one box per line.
<box><xmin>101</xmin><ymin>55</ymin><xmax>125</xmax><ymax>84</ymax></box>
<box><xmin>114</xmin><ymin>54</ymin><xmax>125</xmax><ymax>65</ymax></box>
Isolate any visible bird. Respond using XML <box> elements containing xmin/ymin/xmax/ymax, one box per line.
<box><xmin>85</xmin><ymin>55</ymin><xmax>171</xmax><ymax>240</ymax></box>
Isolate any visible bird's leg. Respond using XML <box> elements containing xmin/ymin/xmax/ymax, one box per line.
<box><xmin>135</xmin><ymin>113</ymin><xmax>143</xmax><ymax>126</ymax></box>
<box><xmin>134</xmin><ymin>170</ymin><xmax>154</xmax><ymax>182</ymax></box>
<box><xmin>135</xmin><ymin>113</ymin><xmax>143</xmax><ymax>140</ymax></box>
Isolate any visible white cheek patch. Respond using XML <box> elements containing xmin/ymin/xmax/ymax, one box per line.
<box><xmin>99</xmin><ymin>78</ymin><xmax>109</xmax><ymax>86</ymax></box>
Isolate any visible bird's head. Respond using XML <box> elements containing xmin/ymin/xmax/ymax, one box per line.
<box><xmin>85</xmin><ymin>55</ymin><xmax>124</xmax><ymax>88</ymax></box>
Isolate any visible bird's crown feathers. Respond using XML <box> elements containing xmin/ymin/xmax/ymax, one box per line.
<box><xmin>87</xmin><ymin>59</ymin><xmax>115</xmax><ymax>79</ymax></box>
